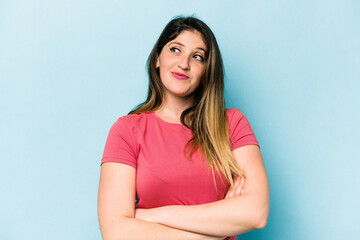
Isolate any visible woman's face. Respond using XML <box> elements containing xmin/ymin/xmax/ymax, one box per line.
<box><xmin>156</xmin><ymin>30</ymin><xmax>207</xmax><ymax>100</ymax></box>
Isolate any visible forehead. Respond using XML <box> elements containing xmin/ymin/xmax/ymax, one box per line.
<box><xmin>168</xmin><ymin>30</ymin><xmax>207</xmax><ymax>51</ymax></box>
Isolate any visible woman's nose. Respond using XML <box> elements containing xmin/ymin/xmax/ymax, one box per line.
<box><xmin>177</xmin><ymin>55</ymin><xmax>190</xmax><ymax>70</ymax></box>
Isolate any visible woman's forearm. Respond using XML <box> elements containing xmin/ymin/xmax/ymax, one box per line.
<box><xmin>136</xmin><ymin>191</ymin><xmax>269</xmax><ymax>237</ymax></box>
<box><xmin>100</xmin><ymin>216</ymin><xmax>226</xmax><ymax>240</ymax></box>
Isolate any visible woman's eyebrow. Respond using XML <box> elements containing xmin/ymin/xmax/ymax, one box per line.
<box><xmin>169</xmin><ymin>42</ymin><xmax>206</xmax><ymax>52</ymax></box>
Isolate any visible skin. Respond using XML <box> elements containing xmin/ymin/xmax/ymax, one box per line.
<box><xmin>98</xmin><ymin>30</ymin><xmax>269</xmax><ymax>239</ymax></box>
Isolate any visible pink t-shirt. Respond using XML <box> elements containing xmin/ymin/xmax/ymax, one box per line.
<box><xmin>101</xmin><ymin>108</ymin><xmax>259</xmax><ymax>240</ymax></box>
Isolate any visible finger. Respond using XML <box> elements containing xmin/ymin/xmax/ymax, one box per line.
<box><xmin>225</xmin><ymin>186</ymin><xmax>233</xmax><ymax>198</ymax></box>
<box><xmin>225</xmin><ymin>190</ymin><xmax>230</xmax><ymax>198</ymax></box>
<box><xmin>225</xmin><ymin>182</ymin><xmax>236</xmax><ymax>198</ymax></box>
<box><xmin>240</xmin><ymin>179</ymin><xmax>245</xmax><ymax>195</ymax></box>
<box><xmin>228</xmin><ymin>177</ymin><xmax>241</xmax><ymax>198</ymax></box>
<box><xmin>235</xmin><ymin>177</ymin><xmax>244</xmax><ymax>196</ymax></box>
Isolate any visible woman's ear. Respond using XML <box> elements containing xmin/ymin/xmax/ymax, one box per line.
<box><xmin>156</xmin><ymin>55</ymin><xmax>159</xmax><ymax>68</ymax></box>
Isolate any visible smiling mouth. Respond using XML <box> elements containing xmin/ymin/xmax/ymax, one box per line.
<box><xmin>171</xmin><ymin>72</ymin><xmax>189</xmax><ymax>80</ymax></box>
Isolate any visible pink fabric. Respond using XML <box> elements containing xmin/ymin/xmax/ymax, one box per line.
<box><xmin>101</xmin><ymin>108</ymin><xmax>259</xmax><ymax>239</ymax></box>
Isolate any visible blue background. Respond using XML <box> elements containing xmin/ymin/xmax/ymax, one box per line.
<box><xmin>1</xmin><ymin>0</ymin><xmax>359</xmax><ymax>239</ymax></box>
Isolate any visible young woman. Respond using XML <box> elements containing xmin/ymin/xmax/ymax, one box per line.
<box><xmin>98</xmin><ymin>16</ymin><xmax>270</xmax><ymax>240</ymax></box>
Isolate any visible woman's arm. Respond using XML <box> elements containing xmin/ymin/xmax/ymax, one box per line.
<box><xmin>98</xmin><ymin>162</ymin><xmax>226</xmax><ymax>240</ymax></box>
<box><xmin>135</xmin><ymin>145</ymin><xmax>270</xmax><ymax>237</ymax></box>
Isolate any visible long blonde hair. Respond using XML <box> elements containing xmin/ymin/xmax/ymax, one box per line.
<box><xmin>129</xmin><ymin>16</ymin><xmax>245</xmax><ymax>190</ymax></box>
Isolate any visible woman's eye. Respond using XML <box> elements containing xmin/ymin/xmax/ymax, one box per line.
<box><xmin>170</xmin><ymin>47</ymin><xmax>180</xmax><ymax>53</ymax></box>
<box><xmin>194</xmin><ymin>54</ymin><xmax>205</xmax><ymax>62</ymax></box>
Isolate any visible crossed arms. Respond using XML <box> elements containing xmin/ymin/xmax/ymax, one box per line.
<box><xmin>98</xmin><ymin>145</ymin><xmax>269</xmax><ymax>240</ymax></box>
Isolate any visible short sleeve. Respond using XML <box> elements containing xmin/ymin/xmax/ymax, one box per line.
<box><xmin>101</xmin><ymin>118</ymin><xmax>139</xmax><ymax>169</ymax></box>
<box><xmin>228</xmin><ymin>109</ymin><xmax>260</xmax><ymax>150</ymax></box>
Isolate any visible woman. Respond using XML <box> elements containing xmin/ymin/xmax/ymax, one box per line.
<box><xmin>98</xmin><ymin>16</ymin><xmax>269</xmax><ymax>240</ymax></box>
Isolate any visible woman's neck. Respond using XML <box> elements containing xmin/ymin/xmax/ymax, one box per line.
<box><xmin>155</xmin><ymin>95</ymin><xmax>194</xmax><ymax>124</ymax></box>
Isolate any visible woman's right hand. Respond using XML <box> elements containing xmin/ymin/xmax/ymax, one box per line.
<box><xmin>225</xmin><ymin>176</ymin><xmax>244</xmax><ymax>199</ymax></box>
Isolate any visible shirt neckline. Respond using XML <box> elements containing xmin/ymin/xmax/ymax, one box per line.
<box><xmin>150</xmin><ymin>112</ymin><xmax>189</xmax><ymax>128</ymax></box>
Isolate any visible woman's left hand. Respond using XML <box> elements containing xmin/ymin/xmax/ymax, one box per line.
<box><xmin>225</xmin><ymin>176</ymin><xmax>244</xmax><ymax>199</ymax></box>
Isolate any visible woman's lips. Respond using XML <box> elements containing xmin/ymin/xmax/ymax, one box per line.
<box><xmin>171</xmin><ymin>72</ymin><xmax>189</xmax><ymax>80</ymax></box>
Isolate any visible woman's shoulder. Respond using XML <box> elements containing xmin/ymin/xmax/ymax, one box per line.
<box><xmin>226</xmin><ymin>108</ymin><xmax>253</xmax><ymax>131</ymax></box>
<box><xmin>226</xmin><ymin>108</ymin><xmax>259</xmax><ymax>148</ymax></box>
<box><xmin>226</xmin><ymin>108</ymin><xmax>245</xmax><ymax>120</ymax></box>
<box><xmin>107</xmin><ymin>112</ymin><xmax>152</xmax><ymax>141</ymax></box>
<box><xmin>115</xmin><ymin>112</ymin><xmax>152</xmax><ymax>127</ymax></box>
<box><xmin>118</xmin><ymin>112</ymin><xmax>149</xmax><ymax>121</ymax></box>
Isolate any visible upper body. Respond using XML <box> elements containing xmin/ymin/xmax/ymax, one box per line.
<box><xmin>101</xmin><ymin>108</ymin><xmax>259</xmax><ymax>210</ymax></box>
<box><xmin>98</xmin><ymin>16</ymin><xmax>269</xmax><ymax>240</ymax></box>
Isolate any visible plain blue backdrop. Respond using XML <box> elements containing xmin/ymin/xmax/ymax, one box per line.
<box><xmin>1</xmin><ymin>0</ymin><xmax>359</xmax><ymax>239</ymax></box>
